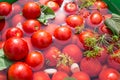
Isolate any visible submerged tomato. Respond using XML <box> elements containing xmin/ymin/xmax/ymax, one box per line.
<box><xmin>31</xmin><ymin>30</ymin><xmax>52</xmax><ymax>49</ymax></box>
<box><xmin>54</xmin><ymin>26</ymin><xmax>72</xmax><ymax>40</ymax></box>
<box><xmin>90</xmin><ymin>12</ymin><xmax>103</xmax><ymax>25</ymax></box>
<box><xmin>22</xmin><ymin>19</ymin><xmax>41</xmax><ymax>33</ymax></box>
<box><xmin>0</xmin><ymin>2</ymin><xmax>12</xmax><ymax>16</ymax></box>
<box><xmin>25</xmin><ymin>51</ymin><xmax>44</xmax><ymax>71</ymax></box>
<box><xmin>22</xmin><ymin>2</ymin><xmax>41</xmax><ymax>19</ymax></box>
<box><xmin>8</xmin><ymin>62</ymin><xmax>33</xmax><ymax>80</ymax></box>
<box><xmin>3</xmin><ymin>37</ymin><xmax>29</xmax><ymax>60</ymax></box>
<box><xmin>66</xmin><ymin>15</ymin><xmax>83</xmax><ymax>28</ymax></box>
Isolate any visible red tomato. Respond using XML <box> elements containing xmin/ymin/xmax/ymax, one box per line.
<box><xmin>94</xmin><ymin>1</ymin><xmax>107</xmax><ymax>9</ymax></box>
<box><xmin>99</xmin><ymin>24</ymin><xmax>111</xmax><ymax>34</ymax></box>
<box><xmin>99</xmin><ymin>68</ymin><xmax>120</xmax><ymax>80</ymax></box>
<box><xmin>3</xmin><ymin>37</ymin><xmax>29</xmax><ymax>60</ymax></box>
<box><xmin>5</xmin><ymin>27</ymin><xmax>23</xmax><ymax>39</ymax></box>
<box><xmin>54</xmin><ymin>26</ymin><xmax>72</xmax><ymax>40</ymax></box>
<box><xmin>52</xmin><ymin>71</ymin><xmax>68</xmax><ymax>80</ymax></box>
<box><xmin>22</xmin><ymin>19</ymin><xmax>41</xmax><ymax>33</ymax></box>
<box><xmin>52</xmin><ymin>0</ymin><xmax>64</xmax><ymax>6</ymax></box>
<box><xmin>8</xmin><ymin>62</ymin><xmax>33</xmax><ymax>80</ymax></box>
<box><xmin>31</xmin><ymin>30</ymin><xmax>52</xmax><ymax>49</ymax></box>
<box><xmin>22</xmin><ymin>2</ymin><xmax>41</xmax><ymax>19</ymax></box>
<box><xmin>46</xmin><ymin>1</ymin><xmax>60</xmax><ymax>11</ymax></box>
<box><xmin>78</xmin><ymin>30</ymin><xmax>94</xmax><ymax>44</ymax></box>
<box><xmin>11</xmin><ymin>14</ymin><xmax>26</xmax><ymax>27</ymax></box>
<box><xmin>25</xmin><ymin>51</ymin><xmax>44</xmax><ymax>71</ymax></box>
<box><xmin>66</xmin><ymin>15</ymin><xmax>83</xmax><ymax>28</ymax></box>
<box><xmin>33</xmin><ymin>71</ymin><xmax>50</xmax><ymax>80</ymax></box>
<box><xmin>0</xmin><ymin>2</ymin><xmax>12</xmax><ymax>16</ymax></box>
<box><xmin>0</xmin><ymin>19</ymin><xmax>6</xmax><ymax>31</ymax></box>
<box><xmin>72</xmin><ymin>71</ymin><xmax>90</xmax><ymax>80</ymax></box>
<box><xmin>64</xmin><ymin>2</ymin><xmax>77</xmax><ymax>14</ymax></box>
<box><xmin>90</xmin><ymin>12</ymin><xmax>103</xmax><ymax>25</ymax></box>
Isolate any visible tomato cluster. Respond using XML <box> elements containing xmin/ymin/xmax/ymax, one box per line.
<box><xmin>0</xmin><ymin>0</ymin><xmax>120</xmax><ymax>80</ymax></box>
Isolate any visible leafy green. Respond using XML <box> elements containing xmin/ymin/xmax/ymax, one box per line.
<box><xmin>0</xmin><ymin>0</ymin><xmax>17</xmax><ymax>4</ymax></box>
<box><xmin>38</xmin><ymin>5</ymin><xmax>55</xmax><ymax>25</ymax></box>
<box><xmin>0</xmin><ymin>49</ymin><xmax>13</xmax><ymax>70</ymax></box>
<box><xmin>104</xmin><ymin>13</ymin><xmax>120</xmax><ymax>37</ymax></box>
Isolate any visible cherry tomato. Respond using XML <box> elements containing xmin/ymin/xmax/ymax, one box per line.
<box><xmin>22</xmin><ymin>19</ymin><xmax>41</xmax><ymax>33</ymax></box>
<box><xmin>33</xmin><ymin>71</ymin><xmax>50</xmax><ymax>80</ymax></box>
<box><xmin>90</xmin><ymin>12</ymin><xmax>103</xmax><ymax>25</ymax></box>
<box><xmin>8</xmin><ymin>62</ymin><xmax>33</xmax><ymax>80</ymax></box>
<box><xmin>94</xmin><ymin>1</ymin><xmax>107</xmax><ymax>9</ymax></box>
<box><xmin>66</xmin><ymin>15</ymin><xmax>83</xmax><ymax>28</ymax></box>
<box><xmin>99</xmin><ymin>24</ymin><xmax>111</xmax><ymax>34</ymax></box>
<box><xmin>0</xmin><ymin>2</ymin><xmax>12</xmax><ymax>16</ymax></box>
<box><xmin>46</xmin><ymin>1</ymin><xmax>59</xmax><ymax>11</ymax></box>
<box><xmin>52</xmin><ymin>71</ymin><xmax>68</xmax><ymax>80</ymax></box>
<box><xmin>54</xmin><ymin>26</ymin><xmax>72</xmax><ymax>40</ymax></box>
<box><xmin>31</xmin><ymin>30</ymin><xmax>52</xmax><ymax>49</ymax></box>
<box><xmin>3</xmin><ymin>37</ymin><xmax>29</xmax><ymax>60</ymax></box>
<box><xmin>22</xmin><ymin>2</ymin><xmax>41</xmax><ymax>19</ymax></box>
<box><xmin>0</xmin><ymin>19</ymin><xmax>6</xmax><ymax>31</ymax></box>
<box><xmin>64</xmin><ymin>2</ymin><xmax>77</xmax><ymax>14</ymax></box>
<box><xmin>99</xmin><ymin>68</ymin><xmax>120</xmax><ymax>80</ymax></box>
<box><xmin>5</xmin><ymin>27</ymin><xmax>23</xmax><ymax>39</ymax></box>
<box><xmin>25</xmin><ymin>51</ymin><xmax>44</xmax><ymax>71</ymax></box>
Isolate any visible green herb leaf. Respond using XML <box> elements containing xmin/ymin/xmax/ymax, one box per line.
<box><xmin>0</xmin><ymin>0</ymin><xmax>17</xmax><ymax>4</ymax></box>
<box><xmin>37</xmin><ymin>5</ymin><xmax>55</xmax><ymax>25</ymax></box>
<box><xmin>104</xmin><ymin>13</ymin><xmax>120</xmax><ymax>37</ymax></box>
<box><xmin>0</xmin><ymin>49</ymin><xmax>13</xmax><ymax>70</ymax></box>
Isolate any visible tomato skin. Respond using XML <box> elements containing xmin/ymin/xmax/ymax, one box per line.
<box><xmin>72</xmin><ymin>71</ymin><xmax>90</xmax><ymax>80</ymax></box>
<box><xmin>33</xmin><ymin>71</ymin><xmax>50</xmax><ymax>80</ymax></box>
<box><xmin>64</xmin><ymin>2</ymin><xmax>77</xmax><ymax>14</ymax></box>
<box><xmin>8</xmin><ymin>62</ymin><xmax>33</xmax><ymax>80</ymax></box>
<box><xmin>0</xmin><ymin>19</ymin><xmax>6</xmax><ymax>31</ymax></box>
<box><xmin>31</xmin><ymin>30</ymin><xmax>52</xmax><ymax>49</ymax></box>
<box><xmin>0</xmin><ymin>2</ymin><xmax>12</xmax><ymax>16</ymax></box>
<box><xmin>46</xmin><ymin>1</ymin><xmax>59</xmax><ymax>11</ymax></box>
<box><xmin>25</xmin><ymin>51</ymin><xmax>44</xmax><ymax>71</ymax></box>
<box><xmin>22</xmin><ymin>2</ymin><xmax>41</xmax><ymax>19</ymax></box>
<box><xmin>3</xmin><ymin>37</ymin><xmax>29</xmax><ymax>60</ymax></box>
<box><xmin>54</xmin><ymin>26</ymin><xmax>72</xmax><ymax>40</ymax></box>
<box><xmin>99</xmin><ymin>68</ymin><xmax>120</xmax><ymax>80</ymax></box>
<box><xmin>66</xmin><ymin>15</ymin><xmax>83</xmax><ymax>28</ymax></box>
<box><xmin>52</xmin><ymin>71</ymin><xmax>68</xmax><ymax>80</ymax></box>
<box><xmin>90</xmin><ymin>12</ymin><xmax>103</xmax><ymax>25</ymax></box>
<box><xmin>52</xmin><ymin>0</ymin><xmax>64</xmax><ymax>6</ymax></box>
<box><xmin>22</xmin><ymin>19</ymin><xmax>41</xmax><ymax>33</ymax></box>
<box><xmin>94</xmin><ymin>1</ymin><xmax>107</xmax><ymax>9</ymax></box>
<box><xmin>5</xmin><ymin>27</ymin><xmax>23</xmax><ymax>39</ymax></box>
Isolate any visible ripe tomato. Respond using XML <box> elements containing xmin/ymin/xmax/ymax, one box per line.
<box><xmin>3</xmin><ymin>37</ymin><xmax>29</xmax><ymax>60</ymax></box>
<box><xmin>99</xmin><ymin>68</ymin><xmax>120</xmax><ymax>80</ymax></box>
<box><xmin>33</xmin><ymin>71</ymin><xmax>50</xmax><ymax>80</ymax></box>
<box><xmin>11</xmin><ymin>14</ymin><xmax>26</xmax><ymax>27</ymax></box>
<box><xmin>72</xmin><ymin>71</ymin><xmax>90</xmax><ymax>80</ymax></box>
<box><xmin>52</xmin><ymin>0</ymin><xmax>64</xmax><ymax>6</ymax></box>
<box><xmin>64</xmin><ymin>2</ymin><xmax>77</xmax><ymax>14</ymax></box>
<box><xmin>66</xmin><ymin>15</ymin><xmax>83</xmax><ymax>28</ymax></box>
<box><xmin>78</xmin><ymin>30</ymin><xmax>94</xmax><ymax>44</ymax></box>
<box><xmin>94</xmin><ymin>1</ymin><xmax>107</xmax><ymax>9</ymax></box>
<box><xmin>0</xmin><ymin>2</ymin><xmax>12</xmax><ymax>16</ymax></box>
<box><xmin>8</xmin><ymin>62</ymin><xmax>33</xmax><ymax>80</ymax></box>
<box><xmin>0</xmin><ymin>19</ymin><xmax>6</xmax><ymax>31</ymax></box>
<box><xmin>54</xmin><ymin>26</ymin><xmax>72</xmax><ymax>40</ymax></box>
<box><xmin>52</xmin><ymin>71</ymin><xmax>68</xmax><ymax>80</ymax></box>
<box><xmin>90</xmin><ymin>12</ymin><xmax>103</xmax><ymax>25</ymax></box>
<box><xmin>22</xmin><ymin>19</ymin><xmax>41</xmax><ymax>33</ymax></box>
<box><xmin>99</xmin><ymin>24</ymin><xmax>111</xmax><ymax>34</ymax></box>
<box><xmin>25</xmin><ymin>51</ymin><xmax>44</xmax><ymax>71</ymax></box>
<box><xmin>5</xmin><ymin>27</ymin><xmax>23</xmax><ymax>39</ymax></box>
<box><xmin>46</xmin><ymin>1</ymin><xmax>60</xmax><ymax>11</ymax></box>
<box><xmin>31</xmin><ymin>30</ymin><xmax>52</xmax><ymax>49</ymax></box>
<box><xmin>22</xmin><ymin>2</ymin><xmax>41</xmax><ymax>19</ymax></box>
